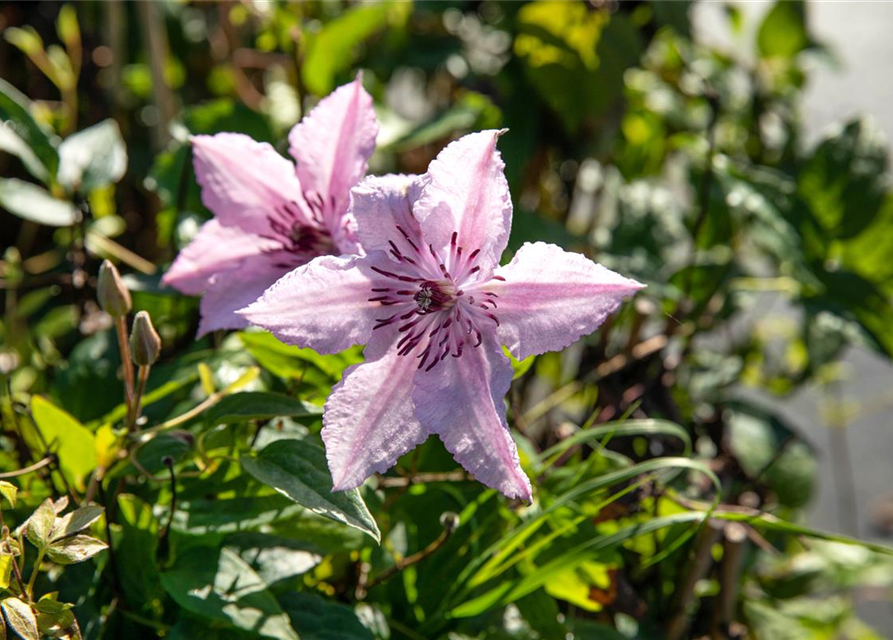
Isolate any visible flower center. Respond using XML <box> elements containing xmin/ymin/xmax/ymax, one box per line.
<box><xmin>367</xmin><ymin>226</ymin><xmax>503</xmax><ymax>371</ymax></box>
<box><xmin>263</xmin><ymin>199</ymin><xmax>336</xmax><ymax>266</ymax></box>
<box><xmin>414</xmin><ymin>280</ymin><xmax>456</xmax><ymax>313</ymax></box>
<box><xmin>289</xmin><ymin>223</ymin><xmax>335</xmax><ymax>255</ymax></box>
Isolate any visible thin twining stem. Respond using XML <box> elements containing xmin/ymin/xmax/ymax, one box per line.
<box><xmin>0</xmin><ymin>455</ymin><xmax>55</xmax><ymax>479</ymax></box>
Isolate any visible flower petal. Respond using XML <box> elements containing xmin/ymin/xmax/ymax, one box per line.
<box><xmin>323</xmin><ymin>333</ymin><xmax>427</xmax><ymax>491</ymax></box>
<box><xmin>412</xmin><ymin>337</ymin><xmax>532</xmax><ymax>501</ymax></box>
<box><xmin>192</xmin><ymin>133</ymin><xmax>311</xmax><ymax>235</ymax></box>
<box><xmin>490</xmin><ymin>242</ymin><xmax>644</xmax><ymax>360</ymax></box>
<box><xmin>288</xmin><ymin>75</ymin><xmax>378</xmax><ymax>222</ymax></box>
<box><xmin>162</xmin><ymin>219</ymin><xmax>276</xmax><ymax>296</ymax></box>
<box><xmin>237</xmin><ymin>252</ymin><xmax>391</xmax><ymax>354</ymax></box>
<box><xmin>196</xmin><ymin>257</ymin><xmax>291</xmax><ymax>337</ymax></box>
<box><xmin>350</xmin><ymin>173</ymin><xmax>425</xmax><ymax>254</ymax></box>
<box><xmin>413</xmin><ymin>130</ymin><xmax>511</xmax><ymax>277</ymax></box>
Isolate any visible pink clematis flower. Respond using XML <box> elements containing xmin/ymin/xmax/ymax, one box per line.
<box><xmin>162</xmin><ymin>75</ymin><xmax>378</xmax><ymax>336</ymax></box>
<box><xmin>239</xmin><ymin>130</ymin><xmax>643</xmax><ymax>500</ymax></box>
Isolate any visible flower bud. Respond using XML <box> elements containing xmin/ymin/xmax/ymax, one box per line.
<box><xmin>439</xmin><ymin>511</ymin><xmax>460</xmax><ymax>533</ymax></box>
<box><xmin>130</xmin><ymin>311</ymin><xmax>161</xmax><ymax>366</ymax></box>
<box><xmin>97</xmin><ymin>260</ymin><xmax>131</xmax><ymax>318</ymax></box>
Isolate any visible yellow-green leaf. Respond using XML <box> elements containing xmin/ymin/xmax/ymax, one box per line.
<box><xmin>0</xmin><ymin>482</ymin><xmax>16</xmax><ymax>508</ymax></box>
<box><xmin>1</xmin><ymin>598</ymin><xmax>38</xmax><ymax>640</ymax></box>
<box><xmin>0</xmin><ymin>556</ymin><xmax>13</xmax><ymax>590</ymax></box>
<box><xmin>30</xmin><ymin>396</ymin><xmax>96</xmax><ymax>492</ymax></box>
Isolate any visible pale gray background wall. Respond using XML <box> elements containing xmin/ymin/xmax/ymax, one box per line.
<box><xmin>694</xmin><ymin>1</ymin><xmax>893</xmax><ymax>628</ymax></box>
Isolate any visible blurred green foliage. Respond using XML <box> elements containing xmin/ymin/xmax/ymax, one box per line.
<box><xmin>2</xmin><ymin>1</ymin><xmax>893</xmax><ymax>639</ymax></box>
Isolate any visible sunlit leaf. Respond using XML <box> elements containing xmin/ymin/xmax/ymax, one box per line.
<box><xmin>242</xmin><ymin>439</ymin><xmax>381</xmax><ymax>543</ymax></box>
<box><xmin>29</xmin><ymin>396</ymin><xmax>96</xmax><ymax>491</ymax></box>
<box><xmin>0</xmin><ymin>78</ymin><xmax>59</xmax><ymax>179</ymax></box>
<box><xmin>0</xmin><ymin>482</ymin><xmax>17</xmax><ymax>508</ymax></box>
<box><xmin>57</xmin><ymin>119</ymin><xmax>127</xmax><ymax>194</ymax></box>
<box><xmin>24</xmin><ymin>499</ymin><xmax>56</xmax><ymax>549</ymax></box>
<box><xmin>303</xmin><ymin>3</ymin><xmax>411</xmax><ymax>96</ymax></box>
<box><xmin>46</xmin><ymin>535</ymin><xmax>107</xmax><ymax>565</ymax></box>
<box><xmin>160</xmin><ymin>547</ymin><xmax>299</xmax><ymax>640</ymax></box>
<box><xmin>0</xmin><ymin>178</ymin><xmax>78</xmax><ymax>226</ymax></box>
<box><xmin>757</xmin><ymin>0</ymin><xmax>809</xmax><ymax>59</ymax></box>
<box><xmin>1</xmin><ymin>598</ymin><xmax>37</xmax><ymax>640</ymax></box>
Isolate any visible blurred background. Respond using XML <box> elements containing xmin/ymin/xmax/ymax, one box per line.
<box><xmin>3</xmin><ymin>1</ymin><xmax>893</xmax><ymax>638</ymax></box>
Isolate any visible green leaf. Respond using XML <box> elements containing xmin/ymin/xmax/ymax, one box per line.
<box><xmin>115</xmin><ymin>494</ymin><xmax>162</xmax><ymax>608</ymax></box>
<box><xmin>57</xmin><ymin>119</ymin><xmax>127</xmax><ymax>193</ymax></box>
<box><xmin>841</xmin><ymin>194</ymin><xmax>893</xmax><ymax>294</ymax></box>
<box><xmin>170</xmin><ymin>494</ymin><xmax>307</xmax><ymax>537</ymax></box>
<box><xmin>279</xmin><ymin>592</ymin><xmax>372</xmax><ymax>640</ymax></box>
<box><xmin>30</xmin><ymin>396</ymin><xmax>96</xmax><ymax>491</ymax></box>
<box><xmin>0</xmin><ymin>556</ymin><xmax>13</xmax><ymax>590</ymax></box>
<box><xmin>225</xmin><ymin>533</ymin><xmax>322</xmax><ymax>586</ymax></box>
<box><xmin>757</xmin><ymin>0</ymin><xmax>809</xmax><ymax>59</ymax></box>
<box><xmin>205</xmin><ymin>392</ymin><xmax>322</xmax><ymax>426</ymax></box>
<box><xmin>46</xmin><ymin>535</ymin><xmax>107</xmax><ymax>565</ymax></box>
<box><xmin>0</xmin><ymin>178</ymin><xmax>78</xmax><ymax>227</ymax></box>
<box><xmin>651</xmin><ymin>1</ymin><xmax>692</xmax><ymax>37</ymax></box>
<box><xmin>55</xmin><ymin>5</ymin><xmax>80</xmax><ymax>51</ymax></box>
<box><xmin>533</xmin><ymin>419</ymin><xmax>692</xmax><ymax>471</ymax></box>
<box><xmin>242</xmin><ymin>440</ymin><xmax>381</xmax><ymax>543</ymax></box>
<box><xmin>0</xmin><ymin>78</ymin><xmax>59</xmax><ymax>179</ymax></box>
<box><xmin>24</xmin><ymin>499</ymin><xmax>56</xmax><ymax>549</ymax></box>
<box><xmin>566</xmin><ymin>619</ymin><xmax>628</xmax><ymax>640</ymax></box>
<box><xmin>516</xmin><ymin>589</ymin><xmax>566</xmax><ymax>638</ymax></box>
<box><xmin>446</xmin><ymin>456</ymin><xmax>722</xmax><ymax>617</ymax></box>
<box><xmin>387</xmin><ymin>92</ymin><xmax>500</xmax><ymax>153</ymax></box>
<box><xmin>1</xmin><ymin>598</ymin><xmax>38</xmax><ymax>640</ymax></box>
<box><xmin>726</xmin><ymin>402</ymin><xmax>816</xmax><ymax>508</ymax></box>
<box><xmin>240</xmin><ymin>331</ymin><xmax>360</xmax><ymax>383</ymax></box>
<box><xmin>0</xmin><ymin>124</ymin><xmax>49</xmax><ymax>183</ymax></box>
<box><xmin>451</xmin><ymin>511</ymin><xmax>708</xmax><ymax>618</ymax></box>
<box><xmin>0</xmin><ymin>482</ymin><xmax>17</xmax><ymax>508</ymax></box>
<box><xmin>506</xmin><ymin>348</ymin><xmax>536</xmax><ymax>381</ymax></box>
<box><xmin>302</xmin><ymin>3</ymin><xmax>411</xmax><ymax>96</ymax></box>
<box><xmin>514</xmin><ymin>4</ymin><xmax>641</xmax><ymax>132</ymax></box>
<box><xmin>52</xmin><ymin>504</ymin><xmax>103</xmax><ymax>539</ymax></box>
<box><xmin>798</xmin><ymin>118</ymin><xmax>888</xmax><ymax>240</ymax></box>
<box><xmin>160</xmin><ymin>547</ymin><xmax>299</xmax><ymax>640</ymax></box>
<box><xmin>3</xmin><ymin>27</ymin><xmax>43</xmax><ymax>58</ymax></box>
<box><xmin>807</xmin><ymin>269</ymin><xmax>893</xmax><ymax>358</ymax></box>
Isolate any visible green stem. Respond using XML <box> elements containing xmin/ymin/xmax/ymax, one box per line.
<box><xmin>115</xmin><ymin>316</ymin><xmax>134</xmax><ymax>412</ymax></box>
<box><xmin>126</xmin><ymin>365</ymin><xmax>150</xmax><ymax>432</ymax></box>
<box><xmin>26</xmin><ymin>547</ymin><xmax>45</xmax><ymax>600</ymax></box>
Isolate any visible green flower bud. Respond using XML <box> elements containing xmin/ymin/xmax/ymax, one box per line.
<box><xmin>97</xmin><ymin>260</ymin><xmax>131</xmax><ymax>318</ymax></box>
<box><xmin>130</xmin><ymin>311</ymin><xmax>161</xmax><ymax>366</ymax></box>
<box><xmin>439</xmin><ymin>511</ymin><xmax>460</xmax><ymax>533</ymax></box>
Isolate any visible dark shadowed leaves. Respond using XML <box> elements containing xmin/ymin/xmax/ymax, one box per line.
<box><xmin>161</xmin><ymin>547</ymin><xmax>299</xmax><ymax>640</ymax></box>
<box><xmin>279</xmin><ymin>592</ymin><xmax>372</xmax><ymax>640</ymax></box>
<box><xmin>205</xmin><ymin>392</ymin><xmax>322</xmax><ymax>426</ymax></box>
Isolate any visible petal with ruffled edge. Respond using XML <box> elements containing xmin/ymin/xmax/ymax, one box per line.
<box><xmin>351</xmin><ymin>173</ymin><xmax>425</xmax><ymax>254</ymax></box>
<box><xmin>413</xmin><ymin>130</ymin><xmax>511</xmax><ymax>278</ymax></box>
<box><xmin>162</xmin><ymin>219</ymin><xmax>278</xmax><ymax>296</ymax></box>
<box><xmin>288</xmin><ymin>75</ymin><xmax>377</xmax><ymax>225</ymax></box>
<box><xmin>196</xmin><ymin>256</ymin><xmax>292</xmax><ymax>337</ymax></box>
<box><xmin>192</xmin><ymin>133</ymin><xmax>312</xmax><ymax>235</ymax></box>
<box><xmin>237</xmin><ymin>251</ymin><xmax>392</xmax><ymax>354</ymax></box>
<box><xmin>488</xmin><ymin>242</ymin><xmax>645</xmax><ymax>360</ymax></box>
<box><xmin>323</xmin><ymin>332</ymin><xmax>427</xmax><ymax>491</ymax></box>
<box><xmin>412</xmin><ymin>336</ymin><xmax>532</xmax><ymax>501</ymax></box>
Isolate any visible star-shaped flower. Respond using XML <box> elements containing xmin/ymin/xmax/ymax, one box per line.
<box><xmin>240</xmin><ymin>130</ymin><xmax>643</xmax><ymax>500</ymax></box>
<box><xmin>163</xmin><ymin>75</ymin><xmax>378</xmax><ymax>335</ymax></box>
